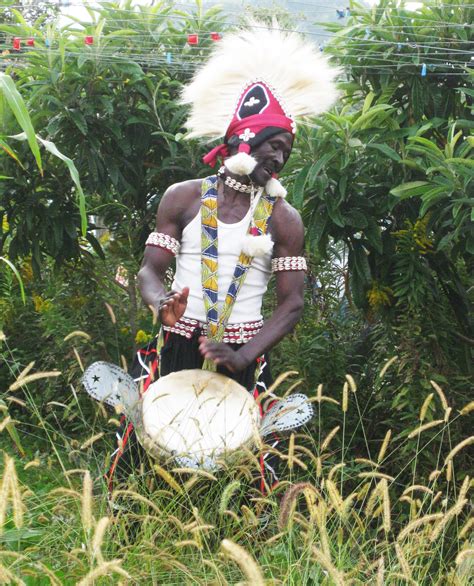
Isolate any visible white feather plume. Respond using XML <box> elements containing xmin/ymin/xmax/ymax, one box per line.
<box><xmin>181</xmin><ymin>20</ymin><xmax>341</xmax><ymax>139</ymax></box>
<box><xmin>241</xmin><ymin>233</ymin><xmax>274</xmax><ymax>257</ymax></box>
<box><xmin>224</xmin><ymin>152</ymin><xmax>258</xmax><ymax>175</ymax></box>
<box><xmin>265</xmin><ymin>178</ymin><xmax>287</xmax><ymax>198</ymax></box>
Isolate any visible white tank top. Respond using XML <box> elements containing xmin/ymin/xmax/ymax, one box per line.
<box><xmin>172</xmin><ymin>203</ymin><xmax>272</xmax><ymax>324</ymax></box>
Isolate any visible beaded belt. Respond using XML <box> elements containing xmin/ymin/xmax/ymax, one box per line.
<box><xmin>163</xmin><ymin>316</ymin><xmax>264</xmax><ymax>344</ymax></box>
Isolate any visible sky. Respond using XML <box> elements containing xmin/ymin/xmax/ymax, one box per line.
<box><xmin>58</xmin><ymin>0</ymin><xmax>425</xmax><ymax>25</ymax></box>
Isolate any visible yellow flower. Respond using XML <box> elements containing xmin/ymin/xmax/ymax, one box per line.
<box><xmin>135</xmin><ymin>329</ymin><xmax>152</xmax><ymax>344</ymax></box>
<box><xmin>32</xmin><ymin>295</ymin><xmax>52</xmax><ymax>313</ymax></box>
<box><xmin>367</xmin><ymin>283</ymin><xmax>393</xmax><ymax>311</ymax></box>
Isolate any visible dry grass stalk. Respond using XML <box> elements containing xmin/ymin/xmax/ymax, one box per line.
<box><xmin>171</xmin><ymin>467</ymin><xmax>217</xmax><ymax>481</ymax></box>
<box><xmin>73</xmin><ymin>347</ymin><xmax>84</xmax><ymax>372</ymax></box>
<box><xmin>355</xmin><ymin>457</ymin><xmax>378</xmax><ymax>467</ymax></box>
<box><xmin>444</xmin><ymin>407</ymin><xmax>452</xmax><ymax>422</ymax></box>
<box><xmin>91</xmin><ymin>516</ymin><xmax>110</xmax><ymax>563</ymax></box>
<box><xmin>321</xmin><ymin>426</ymin><xmax>340</xmax><ymax>452</ymax></box>
<box><xmin>408</xmin><ymin>419</ymin><xmax>444</xmax><ymax>439</ymax></box>
<box><xmin>80</xmin><ymin>433</ymin><xmax>105</xmax><ymax>450</ymax></box>
<box><xmin>429</xmin><ymin>469</ymin><xmax>441</xmax><ymax>482</ymax></box>
<box><xmin>77</xmin><ymin>560</ymin><xmax>130</xmax><ymax>584</ymax></box>
<box><xmin>460</xmin><ymin>401</ymin><xmax>474</xmax><ymax>415</ymax></box>
<box><xmin>278</xmin><ymin>482</ymin><xmax>320</xmax><ymax>530</ymax></box>
<box><xmin>287</xmin><ymin>433</ymin><xmax>295</xmax><ymax>470</ymax></box>
<box><xmin>376</xmin><ymin>556</ymin><xmax>384</xmax><ymax>586</ymax></box>
<box><xmin>33</xmin><ymin>562</ymin><xmax>62</xmax><ymax>585</ymax></box>
<box><xmin>402</xmin><ymin>485</ymin><xmax>433</xmax><ymax>496</ymax></box>
<box><xmin>444</xmin><ymin>436</ymin><xmax>474</xmax><ymax>466</ymax></box>
<box><xmin>256</xmin><ymin>370</ymin><xmax>298</xmax><ymax>404</ymax></box>
<box><xmin>328</xmin><ymin>463</ymin><xmax>345</xmax><ymax>481</ymax></box>
<box><xmin>221</xmin><ymin>539</ymin><xmax>265</xmax><ymax>586</ymax></box>
<box><xmin>381</xmin><ymin>478</ymin><xmax>391</xmax><ymax>534</ymax></box>
<box><xmin>153</xmin><ymin>464</ymin><xmax>182</xmax><ymax>494</ymax></box>
<box><xmin>395</xmin><ymin>543</ymin><xmax>412</xmax><ymax>581</ymax></box>
<box><xmin>0</xmin><ymin>454</ymin><xmax>24</xmax><ymax>533</ymax></box>
<box><xmin>446</xmin><ymin>459</ymin><xmax>453</xmax><ymax>482</ymax></box>
<box><xmin>9</xmin><ymin>370</ymin><xmax>61</xmax><ymax>391</ymax></box>
<box><xmin>311</xmin><ymin>546</ymin><xmax>345</xmax><ymax>586</ymax></box>
<box><xmin>366</xmin><ymin>482</ymin><xmax>382</xmax><ymax>518</ymax></box>
<box><xmin>455</xmin><ymin>548</ymin><xmax>474</xmax><ymax>567</ymax></box>
<box><xmin>430</xmin><ymin>380</ymin><xmax>448</xmax><ymax>410</ymax></box>
<box><xmin>0</xmin><ymin>563</ymin><xmax>25</xmax><ymax>585</ymax></box>
<box><xmin>419</xmin><ymin>393</ymin><xmax>434</xmax><ymax>421</ymax></box>
<box><xmin>377</xmin><ymin>430</ymin><xmax>392</xmax><ymax>463</ymax></box>
<box><xmin>342</xmin><ymin>382</ymin><xmax>349</xmax><ymax>413</ymax></box>
<box><xmin>23</xmin><ymin>459</ymin><xmax>40</xmax><ymax>470</ymax></box>
<box><xmin>82</xmin><ymin>471</ymin><xmax>93</xmax><ymax>533</ymax></box>
<box><xmin>219</xmin><ymin>480</ymin><xmax>241</xmax><ymax>515</ymax></box>
<box><xmin>104</xmin><ymin>302</ymin><xmax>116</xmax><ymax>324</ymax></box>
<box><xmin>459</xmin><ymin>517</ymin><xmax>474</xmax><ymax>539</ymax></box>
<box><xmin>359</xmin><ymin>471</ymin><xmax>395</xmax><ymax>482</ymax></box>
<box><xmin>458</xmin><ymin>475</ymin><xmax>470</xmax><ymax>502</ymax></box>
<box><xmin>430</xmin><ymin>498</ymin><xmax>468</xmax><ymax>542</ymax></box>
<box><xmin>325</xmin><ymin>479</ymin><xmax>344</xmax><ymax>515</ymax></box>
<box><xmin>379</xmin><ymin>355</ymin><xmax>398</xmax><ymax>379</ymax></box>
<box><xmin>398</xmin><ymin>513</ymin><xmax>444</xmax><ymax>541</ymax></box>
<box><xmin>16</xmin><ymin>360</ymin><xmax>36</xmax><ymax>383</ymax></box>
<box><xmin>265</xmin><ymin>532</ymin><xmax>285</xmax><ymax>545</ymax></box>
<box><xmin>316</xmin><ymin>383</ymin><xmax>323</xmax><ymax>402</ymax></box>
<box><xmin>63</xmin><ymin>330</ymin><xmax>91</xmax><ymax>342</ymax></box>
<box><xmin>0</xmin><ymin>416</ymin><xmax>15</xmax><ymax>433</ymax></box>
<box><xmin>345</xmin><ymin>374</ymin><xmax>357</xmax><ymax>393</ymax></box>
<box><xmin>6</xmin><ymin>397</ymin><xmax>26</xmax><ymax>407</ymax></box>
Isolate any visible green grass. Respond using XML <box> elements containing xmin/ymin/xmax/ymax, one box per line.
<box><xmin>0</xmin><ymin>356</ymin><xmax>473</xmax><ymax>584</ymax></box>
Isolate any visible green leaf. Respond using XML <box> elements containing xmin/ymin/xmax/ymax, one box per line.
<box><xmin>390</xmin><ymin>181</ymin><xmax>431</xmax><ymax>199</ymax></box>
<box><xmin>366</xmin><ymin>143</ymin><xmax>401</xmax><ymax>162</ymax></box>
<box><xmin>0</xmin><ymin>257</ymin><xmax>26</xmax><ymax>304</ymax></box>
<box><xmin>292</xmin><ymin>163</ymin><xmax>312</xmax><ymax>208</ymax></box>
<box><xmin>0</xmin><ymin>73</ymin><xmax>42</xmax><ymax>173</ymax></box>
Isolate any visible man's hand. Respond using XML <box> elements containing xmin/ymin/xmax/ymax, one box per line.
<box><xmin>198</xmin><ymin>337</ymin><xmax>249</xmax><ymax>373</ymax></box>
<box><xmin>159</xmin><ymin>287</ymin><xmax>190</xmax><ymax>327</ymax></box>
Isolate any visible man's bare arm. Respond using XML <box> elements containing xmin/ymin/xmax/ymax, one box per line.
<box><xmin>137</xmin><ymin>181</ymin><xmax>197</xmax><ymax>323</ymax></box>
<box><xmin>199</xmin><ymin>200</ymin><xmax>305</xmax><ymax>371</ymax></box>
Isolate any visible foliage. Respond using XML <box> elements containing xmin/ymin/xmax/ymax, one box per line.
<box><xmin>0</xmin><ymin>0</ymin><xmax>225</xmax><ymax>270</ymax></box>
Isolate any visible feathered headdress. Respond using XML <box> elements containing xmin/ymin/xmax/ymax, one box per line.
<box><xmin>181</xmin><ymin>20</ymin><xmax>341</xmax><ymax>196</ymax></box>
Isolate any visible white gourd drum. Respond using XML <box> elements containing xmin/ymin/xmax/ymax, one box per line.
<box><xmin>138</xmin><ymin>369</ymin><xmax>261</xmax><ymax>465</ymax></box>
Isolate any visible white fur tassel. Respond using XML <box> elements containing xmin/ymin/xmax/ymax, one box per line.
<box><xmin>224</xmin><ymin>152</ymin><xmax>258</xmax><ymax>176</ymax></box>
<box><xmin>241</xmin><ymin>233</ymin><xmax>274</xmax><ymax>257</ymax></box>
<box><xmin>265</xmin><ymin>177</ymin><xmax>287</xmax><ymax>198</ymax></box>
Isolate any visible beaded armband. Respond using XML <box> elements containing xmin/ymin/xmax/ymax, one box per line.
<box><xmin>271</xmin><ymin>256</ymin><xmax>307</xmax><ymax>272</ymax></box>
<box><xmin>145</xmin><ymin>232</ymin><xmax>181</xmax><ymax>256</ymax></box>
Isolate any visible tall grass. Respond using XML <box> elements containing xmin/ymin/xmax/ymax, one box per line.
<box><xmin>0</xmin><ymin>339</ymin><xmax>472</xmax><ymax>584</ymax></box>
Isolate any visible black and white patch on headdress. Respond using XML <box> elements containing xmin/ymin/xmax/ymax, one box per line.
<box><xmin>237</xmin><ymin>83</ymin><xmax>270</xmax><ymax>119</ymax></box>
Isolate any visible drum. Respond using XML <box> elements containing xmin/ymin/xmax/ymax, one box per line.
<box><xmin>138</xmin><ymin>369</ymin><xmax>261</xmax><ymax>467</ymax></box>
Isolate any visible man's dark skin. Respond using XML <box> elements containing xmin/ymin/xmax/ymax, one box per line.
<box><xmin>137</xmin><ymin>132</ymin><xmax>305</xmax><ymax>373</ymax></box>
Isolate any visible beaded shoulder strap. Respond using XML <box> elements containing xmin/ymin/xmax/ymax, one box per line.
<box><xmin>201</xmin><ymin>176</ymin><xmax>276</xmax><ymax>369</ymax></box>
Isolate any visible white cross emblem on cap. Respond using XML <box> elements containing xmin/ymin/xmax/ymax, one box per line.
<box><xmin>244</xmin><ymin>97</ymin><xmax>260</xmax><ymax>107</ymax></box>
<box><xmin>239</xmin><ymin>128</ymin><xmax>256</xmax><ymax>142</ymax></box>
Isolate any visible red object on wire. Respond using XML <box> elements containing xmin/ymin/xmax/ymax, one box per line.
<box><xmin>13</xmin><ymin>37</ymin><xmax>21</xmax><ymax>50</ymax></box>
<box><xmin>187</xmin><ymin>34</ymin><xmax>198</xmax><ymax>45</ymax></box>
<box><xmin>26</xmin><ymin>38</ymin><xmax>35</xmax><ymax>47</ymax></box>
<box><xmin>210</xmin><ymin>32</ymin><xmax>221</xmax><ymax>41</ymax></box>
<box><xmin>84</xmin><ymin>35</ymin><xmax>94</xmax><ymax>45</ymax></box>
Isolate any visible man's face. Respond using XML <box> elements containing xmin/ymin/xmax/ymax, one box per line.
<box><xmin>249</xmin><ymin>132</ymin><xmax>293</xmax><ymax>186</ymax></box>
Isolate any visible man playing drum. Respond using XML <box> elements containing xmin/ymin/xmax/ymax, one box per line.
<box><xmin>106</xmin><ymin>23</ymin><xmax>339</xmax><ymax>489</ymax></box>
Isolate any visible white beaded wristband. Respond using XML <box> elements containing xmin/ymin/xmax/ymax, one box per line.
<box><xmin>145</xmin><ymin>232</ymin><xmax>181</xmax><ymax>256</ymax></box>
<box><xmin>271</xmin><ymin>256</ymin><xmax>307</xmax><ymax>272</ymax></box>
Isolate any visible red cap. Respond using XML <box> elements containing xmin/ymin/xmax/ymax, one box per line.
<box><xmin>26</xmin><ymin>38</ymin><xmax>35</xmax><ymax>47</ymax></box>
<box><xmin>13</xmin><ymin>37</ymin><xmax>21</xmax><ymax>50</ymax></box>
<box><xmin>210</xmin><ymin>32</ymin><xmax>221</xmax><ymax>41</ymax></box>
<box><xmin>203</xmin><ymin>81</ymin><xmax>295</xmax><ymax>167</ymax></box>
<box><xmin>84</xmin><ymin>35</ymin><xmax>94</xmax><ymax>45</ymax></box>
<box><xmin>187</xmin><ymin>34</ymin><xmax>198</xmax><ymax>45</ymax></box>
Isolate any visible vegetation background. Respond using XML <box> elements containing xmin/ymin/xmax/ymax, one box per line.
<box><xmin>0</xmin><ymin>0</ymin><xmax>472</xmax><ymax>583</ymax></box>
